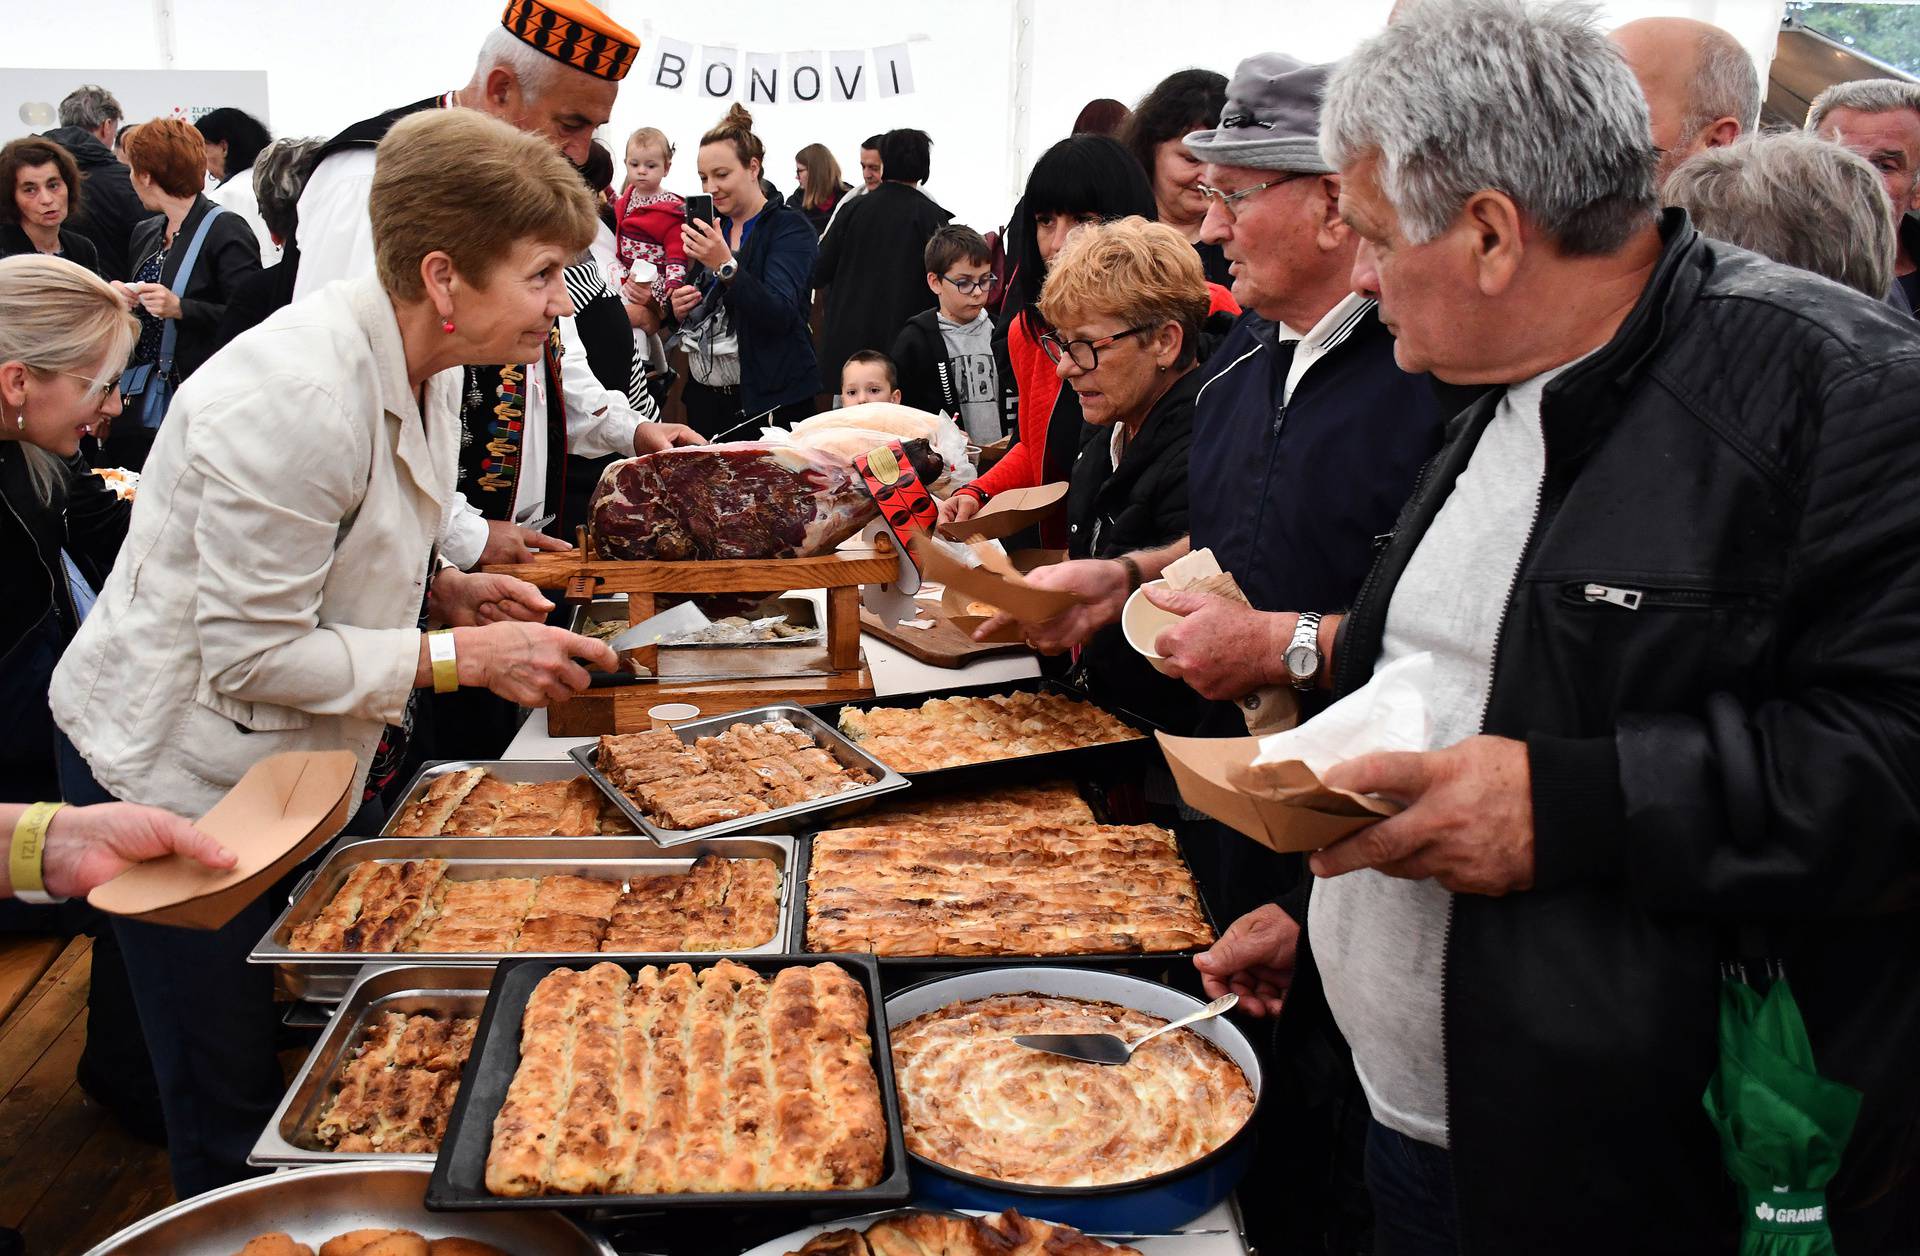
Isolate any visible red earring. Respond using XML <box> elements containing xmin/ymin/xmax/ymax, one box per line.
<box><xmin>442</xmin><ymin>318</ymin><xmax>456</xmax><ymax>334</ymax></box>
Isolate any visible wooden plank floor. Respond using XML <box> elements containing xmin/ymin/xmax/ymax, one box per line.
<box><xmin>0</xmin><ymin>937</ymin><xmax>173</xmax><ymax>1256</ymax></box>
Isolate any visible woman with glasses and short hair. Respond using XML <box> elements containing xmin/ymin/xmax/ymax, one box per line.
<box><xmin>940</xmin><ymin>135</ymin><xmax>1238</xmax><ymax>533</ymax></box>
<box><xmin>1033</xmin><ymin>215</ymin><xmax>1210</xmax><ymax>730</ymax></box>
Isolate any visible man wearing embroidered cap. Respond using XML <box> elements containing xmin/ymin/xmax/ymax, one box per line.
<box><xmin>295</xmin><ymin>0</ymin><xmax>698</xmax><ymax>579</ymax></box>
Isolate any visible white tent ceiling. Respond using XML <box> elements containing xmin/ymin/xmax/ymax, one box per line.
<box><xmin>9</xmin><ymin>0</ymin><xmax>1790</xmax><ymax>233</ymax></box>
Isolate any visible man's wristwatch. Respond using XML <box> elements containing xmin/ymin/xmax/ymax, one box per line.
<box><xmin>716</xmin><ymin>260</ymin><xmax>739</xmax><ymax>283</ymax></box>
<box><xmin>1284</xmin><ymin>611</ymin><xmax>1324</xmax><ymax>690</ymax></box>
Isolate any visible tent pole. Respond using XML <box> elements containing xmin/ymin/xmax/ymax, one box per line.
<box><xmin>1005</xmin><ymin>0</ymin><xmax>1035</xmax><ymax>234</ymax></box>
<box><xmin>153</xmin><ymin>0</ymin><xmax>178</xmax><ymax>70</ymax></box>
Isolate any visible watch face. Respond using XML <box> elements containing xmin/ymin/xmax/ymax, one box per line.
<box><xmin>1285</xmin><ymin>643</ymin><xmax>1317</xmax><ymax>678</ymax></box>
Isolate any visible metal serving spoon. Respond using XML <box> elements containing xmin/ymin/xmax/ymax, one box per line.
<box><xmin>1012</xmin><ymin>993</ymin><xmax>1238</xmax><ymax>1065</ymax></box>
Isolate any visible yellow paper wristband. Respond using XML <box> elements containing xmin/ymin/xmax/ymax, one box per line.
<box><xmin>11</xmin><ymin>802</ymin><xmax>64</xmax><ymax>901</ymax></box>
<box><xmin>429</xmin><ymin>630</ymin><xmax>460</xmax><ymax>694</ymax></box>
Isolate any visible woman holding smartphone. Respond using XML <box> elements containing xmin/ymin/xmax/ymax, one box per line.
<box><xmin>669</xmin><ymin>105</ymin><xmax>820</xmax><ymax>438</ymax></box>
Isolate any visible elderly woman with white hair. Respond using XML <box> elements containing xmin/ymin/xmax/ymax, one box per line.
<box><xmin>1664</xmin><ymin>129</ymin><xmax>1896</xmax><ymax>298</ymax></box>
<box><xmin>51</xmin><ymin>108</ymin><xmax>621</xmax><ymax>1197</ymax></box>
<box><xmin>1185</xmin><ymin>0</ymin><xmax>1920</xmax><ymax>1250</ymax></box>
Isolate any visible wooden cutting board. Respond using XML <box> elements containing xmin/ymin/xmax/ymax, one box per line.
<box><xmin>861</xmin><ymin>606</ymin><xmax>1034</xmax><ymax>668</ymax></box>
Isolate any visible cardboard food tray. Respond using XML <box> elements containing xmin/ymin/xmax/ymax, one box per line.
<box><xmin>377</xmin><ymin>759</ymin><xmax>600</xmax><ymax>837</ymax></box>
<box><xmin>805</xmin><ymin>676</ymin><xmax>1158</xmax><ymax>792</ymax></box>
<box><xmin>88</xmin><ymin>750</ymin><xmax>358</xmax><ymax>930</ymax></box>
<box><xmin>570</xmin><ymin>595</ymin><xmax>823</xmax><ymax>649</ymax></box>
<box><xmin>252</xmin><ymin>964</ymin><xmax>491</xmax><ymax>1168</ymax></box>
<box><xmin>568</xmin><ymin>705</ymin><xmax>909</xmax><ymax>848</ymax></box>
<box><xmin>785</xmin><ymin>828</ymin><xmax>1219</xmax><ymax>974</ymax></box>
<box><xmin>1156</xmin><ymin>731</ymin><xmax>1399</xmax><ymax>855</ymax></box>
<box><xmin>424</xmin><ymin>952</ymin><xmax>911</xmax><ymax>1214</ymax></box>
<box><xmin>251</xmin><ymin>836</ymin><xmax>797</xmax><ymax>1002</ymax></box>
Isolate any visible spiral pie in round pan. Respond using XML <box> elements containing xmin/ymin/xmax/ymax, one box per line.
<box><xmin>890</xmin><ymin>994</ymin><xmax>1253</xmax><ymax>1188</ymax></box>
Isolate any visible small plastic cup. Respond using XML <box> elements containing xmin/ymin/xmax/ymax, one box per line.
<box><xmin>1121</xmin><ymin>580</ymin><xmax>1185</xmax><ymax>677</ymax></box>
<box><xmin>647</xmin><ymin>702</ymin><xmax>701</xmax><ymax>731</ymax></box>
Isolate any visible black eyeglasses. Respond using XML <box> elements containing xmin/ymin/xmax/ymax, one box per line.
<box><xmin>1040</xmin><ymin>324</ymin><xmax>1155</xmax><ymax>370</ymax></box>
<box><xmin>940</xmin><ymin>273</ymin><xmax>999</xmax><ymax>295</ymax></box>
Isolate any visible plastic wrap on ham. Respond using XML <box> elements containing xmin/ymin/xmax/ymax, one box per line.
<box><xmin>588</xmin><ymin>440</ymin><xmax>944</xmax><ymax>562</ymax></box>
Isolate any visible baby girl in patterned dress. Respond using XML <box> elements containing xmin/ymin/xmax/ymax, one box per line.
<box><xmin>612</xmin><ymin>127</ymin><xmax>687</xmax><ymax>312</ymax></box>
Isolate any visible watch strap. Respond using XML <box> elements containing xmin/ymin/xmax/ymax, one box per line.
<box><xmin>1287</xmin><ymin>611</ymin><xmax>1324</xmax><ymax>690</ymax></box>
<box><xmin>1116</xmin><ymin>555</ymin><xmax>1144</xmax><ymax>594</ymax></box>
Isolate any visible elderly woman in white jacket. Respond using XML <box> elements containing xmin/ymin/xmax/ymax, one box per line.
<box><xmin>49</xmin><ymin>108</ymin><xmax>619</xmax><ymax>1196</ymax></box>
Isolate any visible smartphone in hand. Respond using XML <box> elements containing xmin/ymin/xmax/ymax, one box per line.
<box><xmin>685</xmin><ymin>194</ymin><xmax>716</xmax><ymax>228</ymax></box>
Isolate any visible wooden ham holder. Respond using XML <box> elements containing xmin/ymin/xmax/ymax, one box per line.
<box><xmin>484</xmin><ymin>532</ymin><xmax>896</xmax><ymax>734</ymax></box>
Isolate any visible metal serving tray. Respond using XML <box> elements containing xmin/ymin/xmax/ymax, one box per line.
<box><xmin>378</xmin><ymin>759</ymin><xmax>599</xmax><ymax>837</ymax></box>
<box><xmin>425</xmin><ymin>953</ymin><xmax>911</xmax><ymax>1214</ymax></box>
<box><xmin>572</xmin><ymin>595</ymin><xmax>823</xmax><ymax>648</ymax></box>
<box><xmin>253</xmin><ymin>964</ymin><xmax>490</xmax><ymax>1168</ymax></box>
<box><xmin>806</xmin><ymin>676</ymin><xmax>1158</xmax><ymax>791</ymax></box>
<box><xmin>83</xmin><ymin>1164</ymin><xmax>613</xmax><ymax>1256</ymax></box>
<box><xmin>570</xmin><ymin>704</ymin><xmax>909</xmax><ymax>847</ymax></box>
<box><xmin>251</xmin><ymin>836</ymin><xmax>797</xmax><ymax>1002</ymax></box>
<box><xmin>788</xmin><ymin>821</ymin><xmax>1219</xmax><ymax>973</ymax></box>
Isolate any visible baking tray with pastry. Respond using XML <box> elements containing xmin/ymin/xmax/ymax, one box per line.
<box><xmin>424</xmin><ymin>953</ymin><xmax>912</xmax><ymax>1214</ymax></box>
<box><xmin>81</xmin><ymin>1163</ymin><xmax>613</xmax><ymax>1256</ymax></box>
<box><xmin>805</xmin><ymin>676</ymin><xmax>1158</xmax><ymax>791</ymax></box>
<box><xmin>786</xmin><ymin>800</ymin><xmax>1220</xmax><ymax>974</ymax></box>
<box><xmin>251</xmin><ymin>836</ymin><xmax>795</xmax><ymax>1002</ymax></box>
<box><xmin>569</xmin><ymin>704</ymin><xmax>908</xmax><ymax>847</ymax></box>
<box><xmin>377</xmin><ymin>760</ymin><xmax>641</xmax><ymax>838</ymax></box>
<box><xmin>734</xmin><ymin>1205</ymin><xmax>1232</xmax><ymax>1255</ymax></box>
<box><xmin>883</xmin><ymin>967</ymin><xmax>1262</xmax><ymax>1233</ymax></box>
<box><xmin>253</xmin><ymin>964</ymin><xmax>489</xmax><ymax>1168</ymax></box>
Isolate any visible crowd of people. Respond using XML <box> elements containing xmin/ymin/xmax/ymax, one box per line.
<box><xmin>3</xmin><ymin>0</ymin><xmax>1919</xmax><ymax>1251</ymax></box>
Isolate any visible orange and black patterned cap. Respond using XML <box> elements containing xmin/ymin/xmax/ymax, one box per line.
<box><xmin>501</xmin><ymin>0</ymin><xmax>640</xmax><ymax>83</ymax></box>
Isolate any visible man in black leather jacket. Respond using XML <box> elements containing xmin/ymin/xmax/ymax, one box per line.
<box><xmin>1191</xmin><ymin>2</ymin><xmax>1920</xmax><ymax>1252</ymax></box>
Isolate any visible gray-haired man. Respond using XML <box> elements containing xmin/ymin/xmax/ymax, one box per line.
<box><xmin>42</xmin><ymin>84</ymin><xmax>144</xmax><ymax>281</ymax></box>
<box><xmin>1806</xmin><ymin>77</ymin><xmax>1920</xmax><ymax>313</ymax></box>
<box><xmin>1195</xmin><ymin>1</ymin><xmax>1920</xmax><ymax>1250</ymax></box>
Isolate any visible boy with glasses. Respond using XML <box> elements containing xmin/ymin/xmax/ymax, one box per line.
<box><xmin>892</xmin><ymin>224</ymin><xmax>1014</xmax><ymax>441</ymax></box>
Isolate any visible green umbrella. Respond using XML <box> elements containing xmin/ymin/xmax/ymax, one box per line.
<box><xmin>1702</xmin><ymin>970</ymin><xmax>1863</xmax><ymax>1255</ymax></box>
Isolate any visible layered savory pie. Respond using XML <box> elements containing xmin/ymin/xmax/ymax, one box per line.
<box><xmin>597</xmin><ymin>719</ymin><xmax>876</xmax><ymax>831</ymax></box>
<box><xmin>806</xmin><ymin>823</ymin><xmax>1212</xmax><ymax>957</ymax></box>
<box><xmin>286</xmin><ymin>854</ymin><xmax>778</xmax><ymax>953</ymax></box>
<box><xmin>836</xmin><ymin>691</ymin><xmax>1141</xmax><ymax>773</ymax></box>
<box><xmin>788</xmin><ymin>1209</ymin><xmax>1140</xmax><ymax>1256</ymax></box>
<box><xmin>387</xmin><ymin>769</ymin><xmax>626</xmax><ymax>837</ymax></box>
<box><xmin>313</xmin><ymin>1010</ymin><xmax>476</xmax><ymax>1154</ymax></box>
<box><xmin>485</xmin><ymin>960</ymin><xmax>885</xmax><ymax>1196</ymax></box>
<box><xmin>891</xmin><ymin>994</ymin><xmax>1254</xmax><ymax>1188</ymax></box>
<box><xmin>853</xmin><ymin>780</ymin><xmax>1093</xmax><ymax>827</ymax></box>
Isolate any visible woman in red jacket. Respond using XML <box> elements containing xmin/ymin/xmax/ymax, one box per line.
<box><xmin>940</xmin><ymin>136</ymin><xmax>1238</xmax><ymax>530</ymax></box>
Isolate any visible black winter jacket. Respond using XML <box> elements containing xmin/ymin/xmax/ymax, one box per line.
<box><xmin>699</xmin><ymin>195</ymin><xmax>821</xmax><ymax>416</ymax></box>
<box><xmin>1066</xmin><ymin>367</ymin><xmax>1204</xmax><ymax>733</ymax></box>
<box><xmin>125</xmin><ymin>194</ymin><xmax>262</xmax><ymax>385</ymax></box>
<box><xmin>1295</xmin><ymin>212</ymin><xmax>1920</xmax><ymax>1253</ymax></box>
<box><xmin>813</xmin><ymin>181</ymin><xmax>952</xmax><ymax>393</ymax></box>
<box><xmin>0</xmin><ymin>447</ymin><xmax>129</xmax><ymax>801</ymax></box>
<box><xmin>41</xmin><ymin>126</ymin><xmax>149</xmax><ymax>281</ymax></box>
<box><xmin>891</xmin><ymin>307</ymin><xmax>1017</xmax><ymax>441</ymax></box>
<box><xmin>0</xmin><ymin>224</ymin><xmax>101</xmax><ymax>276</ymax></box>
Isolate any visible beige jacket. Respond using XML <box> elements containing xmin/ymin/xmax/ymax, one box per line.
<box><xmin>52</xmin><ymin>277</ymin><xmax>464</xmax><ymax>816</ymax></box>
